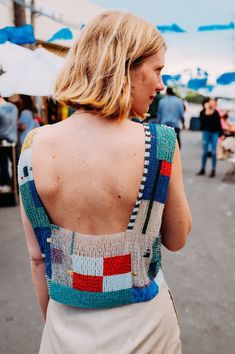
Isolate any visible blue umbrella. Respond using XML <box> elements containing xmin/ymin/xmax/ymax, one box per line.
<box><xmin>198</xmin><ymin>22</ymin><xmax>234</xmax><ymax>31</ymax></box>
<box><xmin>157</xmin><ymin>23</ymin><xmax>186</xmax><ymax>33</ymax></box>
<box><xmin>216</xmin><ymin>72</ymin><xmax>235</xmax><ymax>85</ymax></box>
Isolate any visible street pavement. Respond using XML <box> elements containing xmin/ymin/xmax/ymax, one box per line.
<box><xmin>0</xmin><ymin>131</ymin><xmax>235</xmax><ymax>354</ymax></box>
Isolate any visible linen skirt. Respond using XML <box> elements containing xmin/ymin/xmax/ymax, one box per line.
<box><xmin>39</xmin><ymin>281</ymin><xmax>181</xmax><ymax>354</ymax></box>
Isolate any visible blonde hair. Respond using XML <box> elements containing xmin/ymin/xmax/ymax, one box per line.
<box><xmin>54</xmin><ymin>11</ymin><xmax>165</xmax><ymax>120</ymax></box>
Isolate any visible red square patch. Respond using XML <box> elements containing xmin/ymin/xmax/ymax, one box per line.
<box><xmin>73</xmin><ymin>273</ymin><xmax>103</xmax><ymax>292</ymax></box>
<box><xmin>103</xmin><ymin>254</ymin><xmax>131</xmax><ymax>276</ymax></box>
<box><xmin>160</xmin><ymin>161</ymin><xmax>172</xmax><ymax>177</ymax></box>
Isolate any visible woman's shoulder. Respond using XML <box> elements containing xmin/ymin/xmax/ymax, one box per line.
<box><xmin>20</xmin><ymin>124</ymin><xmax>59</xmax><ymax>159</ymax></box>
<box><xmin>30</xmin><ymin>121</ymin><xmax>66</xmax><ymax>145</ymax></box>
<box><xmin>31</xmin><ymin>119</ymin><xmax>77</xmax><ymax>160</ymax></box>
<box><xmin>214</xmin><ymin>110</ymin><xmax>221</xmax><ymax>118</ymax></box>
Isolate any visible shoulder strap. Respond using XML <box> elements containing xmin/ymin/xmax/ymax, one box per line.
<box><xmin>156</xmin><ymin>124</ymin><xmax>176</xmax><ymax>163</ymax></box>
<box><xmin>18</xmin><ymin>128</ymin><xmax>51</xmax><ymax>257</ymax></box>
<box><xmin>142</xmin><ymin>124</ymin><xmax>176</xmax><ymax>234</ymax></box>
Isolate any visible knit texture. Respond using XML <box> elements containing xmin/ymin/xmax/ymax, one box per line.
<box><xmin>18</xmin><ymin>124</ymin><xmax>176</xmax><ymax>308</ymax></box>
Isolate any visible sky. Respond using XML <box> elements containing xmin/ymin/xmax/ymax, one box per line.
<box><xmin>92</xmin><ymin>0</ymin><xmax>235</xmax><ymax>81</ymax></box>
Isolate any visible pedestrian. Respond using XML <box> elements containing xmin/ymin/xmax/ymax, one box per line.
<box><xmin>0</xmin><ymin>96</ymin><xmax>18</xmax><ymax>193</ymax></box>
<box><xmin>157</xmin><ymin>87</ymin><xmax>185</xmax><ymax>148</ymax></box>
<box><xmin>197</xmin><ymin>98</ymin><xmax>222</xmax><ymax>177</ymax></box>
<box><xmin>18</xmin><ymin>95</ymin><xmax>39</xmax><ymax>147</ymax></box>
<box><xmin>18</xmin><ymin>11</ymin><xmax>192</xmax><ymax>354</ymax></box>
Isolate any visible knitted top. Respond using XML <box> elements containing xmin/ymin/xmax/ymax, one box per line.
<box><xmin>18</xmin><ymin>123</ymin><xmax>176</xmax><ymax>309</ymax></box>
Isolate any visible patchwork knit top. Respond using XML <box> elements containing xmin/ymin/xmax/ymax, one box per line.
<box><xmin>18</xmin><ymin>123</ymin><xmax>176</xmax><ymax>309</ymax></box>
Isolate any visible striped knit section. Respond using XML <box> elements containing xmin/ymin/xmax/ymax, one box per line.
<box><xmin>46</xmin><ymin>275</ymin><xmax>51</xmax><ymax>293</ymax></box>
<box><xmin>127</xmin><ymin>124</ymin><xmax>151</xmax><ymax>230</ymax></box>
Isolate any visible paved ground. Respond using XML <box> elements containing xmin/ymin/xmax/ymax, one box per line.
<box><xmin>1</xmin><ymin>131</ymin><xmax>235</xmax><ymax>354</ymax></box>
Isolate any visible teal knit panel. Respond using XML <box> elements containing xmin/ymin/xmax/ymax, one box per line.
<box><xmin>156</xmin><ymin>125</ymin><xmax>176</xmax><ymax>163</ymax></box>
<box><xmin>20</xmin><ymin>183</ymin><xmax>49</xmax><ymax>228</ymax></box>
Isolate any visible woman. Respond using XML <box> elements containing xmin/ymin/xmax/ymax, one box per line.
<box><xmin>18</xmin><ymin>95</ymin><xmax>39</xmax><ymax>147</ymax></box>
<box><xmin>18</xmin><ymin>11</ymin><xmax>192</xmax><ymax>354</ymax></box>
<box><xmin>197</xmin><ymin>98</ymin><xmax>222</xmax><ymax>177</ymax></box>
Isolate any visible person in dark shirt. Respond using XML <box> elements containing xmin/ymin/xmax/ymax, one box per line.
<box><xmin>197</xmin><ymin>98</ymin><xmax>222</xmax><ymax>177</ymax></box>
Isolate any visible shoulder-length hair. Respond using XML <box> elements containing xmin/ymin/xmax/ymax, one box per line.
<box><xmin>54</xmin><ymin>11</ymin><xmax>165</xmax><ymax>121</ymax></box>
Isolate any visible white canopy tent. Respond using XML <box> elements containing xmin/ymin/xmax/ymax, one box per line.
<box><xmin>0</xmin><ymin>0</ymin><xmax>105</xmax><ymax>96</ymax></box>
<box><xmin>0</xmin><ymin>41</ymin><xmax>34</xmax><ymax>72</ymax></box>
<box><xmin>0</xmin><ymin>45</ymin><xmax>65</xmax><ymax>96</ymax></box>
<box><xmin>209</xmin><ymin>83</ymin><xmax>235</xmax><ymax>99</ymax></box>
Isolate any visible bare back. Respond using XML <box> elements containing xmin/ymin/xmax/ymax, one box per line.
<box><xmin>32</xmin><ymin>114</ymin><xmax>146</xmax><ymax>235</ymax></box>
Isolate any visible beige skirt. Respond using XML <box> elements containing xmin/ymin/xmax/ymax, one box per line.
<box><xmin>39</xmin><ymin>281</ymin><xmax>181</xmax><ymax>354</ymax></box>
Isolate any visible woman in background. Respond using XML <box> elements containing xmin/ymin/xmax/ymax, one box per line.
<box><xmin>18</xmin><ymin>95</ymin><xmax>39</xmax><ymax>147</ymax></box>
<box><xmin>197</xmin><ymin>98</ymin><xmax>222</xmax><ymax>177</ymax></box>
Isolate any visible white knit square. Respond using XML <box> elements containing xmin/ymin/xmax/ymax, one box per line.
<box><xmin>72</xmin><ymin>255</ymin><xmax>103</xmax><ymax>276</ymax></box>
<box><xmin>103</xmin><ymin>273</ymin><xmax>132</xmax><ymax>292</ymax></box>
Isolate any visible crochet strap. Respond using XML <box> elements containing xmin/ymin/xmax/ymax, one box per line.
<box><xmin>18</xmin><ymin>128</ymin><xmax>51</xmax><ymax>264</ymax></box>
<box><xmin>142</xmin><ymin>124</ymin><xmax>176</xmax><ymax>234</ymax></box>
<box><xmin>156</xmin><ymin>124</ymin><xmax>176</xmax><ymax>163</ymax></box>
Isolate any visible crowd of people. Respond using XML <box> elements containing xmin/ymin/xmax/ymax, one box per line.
<box><xmin>144</xmin><ymin>89</ymin><xmax>235</xmax><ymax>178</ymax></box>
<box><xmin>0</xmin><ymin>95</ymin><xmax>40</xmax><ymax>193</ymax></box>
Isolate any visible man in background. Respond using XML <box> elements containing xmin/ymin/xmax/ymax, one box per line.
<box><xmin>157</xmin><ymin>87</ymin><xmax>185</xmax><ymax>148</ymax></box>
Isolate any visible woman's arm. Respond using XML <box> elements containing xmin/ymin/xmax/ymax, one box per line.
<box><xmin>227</xmin><ymin>120</ymin><xmax>235</xmax><ymax>133</ymax></box>
<box><xmin>161</xmin><ymin>142</ymin><xmax>192</xmax><ymax>251</ymax></box>
<box><xmin>20</xmin><ymin>198</ymin><xmax>49</xmax><ymax>321</ymax></box>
